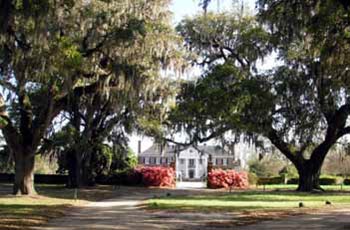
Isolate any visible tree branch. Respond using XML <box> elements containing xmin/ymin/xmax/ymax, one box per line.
<box><xmin>267</xmin><ymin>128</ymin><xmax>301</xmax><ymax>166</ymax></box>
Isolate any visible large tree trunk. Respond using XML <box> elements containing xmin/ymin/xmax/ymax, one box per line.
<box><xmin>296</xmin><ymin>160</ymin><xmax>323</xmax><ymax>192</ymax></box>
<box><xmin>66</xmin><ymin>150</ymin><xmax>95</xmax><ymax>188</ymax></box>
<box><xmin>82</xmin><ymin>151</ymin><xmax>95</xmax><ymax>186</ymax></box>
<box><xmin>66</xmin><ymin>150</ymin><xmax>83</xmax><ymax>188</ymax></box>
<box><xmin>13</xmin><ymin>152</ymin><xmax>36</xmax><ymax>195</ymax></box>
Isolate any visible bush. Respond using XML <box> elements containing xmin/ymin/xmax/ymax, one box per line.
<box><xmin>287</xmin><ymin>178</ymin><xmax>298</xmax><ymax>184</ymax></box>
<box><xmin>344</xmin><ymin>178</ymin><xmax>350</xmax><ymax>185</ymax></box>
<box><xmin>207</xmin><ymin>169</ymin><xmax>249</xmax><ymax>189</ymax></box>
<box><xmin>257</xmin><ymin>177</ymin><xmax>284</xmax><ymax>185</ymax></box>
<box><xmin>107</xmin><ymin>166</ymin><xmax>175</xmax><ymax>187</ymax></box>
<box><xmin>319</xmin><ymin>176</ymin><xmax>341</xmax><ymax>185</ymax></box>
<box><xmin>248</xmin><ymin>172</ymin><xmax>258</xmax><ymax>185</ymax></box>
<box><xmin>248</xmin><ymin>156</ymin><xmax>285</xmax><ymax>177</ymax></box>
<box><xmin>279</xmin><ymin>165</ymin><xmax>298</xmax><ymax>178</ymax></box>
<box><xmin>108</xmin><ymin>168</ymin><xmax>143</xmax><ymax>186</ymax></box>
<box><xmin>287</xmin><ymin>176</ymin><xmax>343</xmax><ymax>185</ymax></box>
<box><xmin>136</xmin><ymin>166</ymin><xmax>175</xmax><ymax>187</ymax></box>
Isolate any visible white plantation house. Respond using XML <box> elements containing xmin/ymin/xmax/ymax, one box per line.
<box><xmin>137</xmin><ymin>142</ymin><xmax>255</xmax><ymax>181</ymax></box>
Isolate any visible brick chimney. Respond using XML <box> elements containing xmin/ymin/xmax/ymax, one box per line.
<box><xmin>138</xmin><ymin>140</ymin><xmax>141</xmax><ymax>154</ymax></box>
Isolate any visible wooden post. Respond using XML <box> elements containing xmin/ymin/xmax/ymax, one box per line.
<box><xmin>207</xmin><ymin>157</ymin><xmax>213</xmax><ymax>188</ymax></box>
<box><xmin>74</xmin><ymin>188</ymin><xmax>78</xmax><ymax>201</ymax></box>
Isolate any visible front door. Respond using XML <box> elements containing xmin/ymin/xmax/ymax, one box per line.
<box><xmin>189</xmin><ymin>169</ymin><xmax>195</xmax><ymax>179</ymax></box>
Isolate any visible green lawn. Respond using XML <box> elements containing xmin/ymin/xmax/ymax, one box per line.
<box><xmin>254</xmin><ymin>184</ymin><xmax>350</xmax><ymax>191</ymax></box>
<box><xmin>0</xmin><ymin>184</ymin><xmax>117</xmax><ymax>230</ymax></box>
<box><xmin>148</xmin><ymin>189</ymin><xmax>350</xmax><ymax>212</ymax></box>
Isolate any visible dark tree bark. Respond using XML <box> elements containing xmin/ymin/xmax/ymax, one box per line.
<box><xmin>296</xmin><ymin>161</ymin><xmax>322</xmax><ymax>192</ymax></box>
<box><xmin>0</xmin><ymin>83</ymin><xmax>99</xmax><ymax>195</ymax></box>
<box><xmin>13</xmin><ymin>150</ymin><xmax>36</xmax><ymax>195</ymax></box>
<box><xmin>66</xmin><ymin>150</ymin><xmax>83</xmax><ymax>188</ymax></box>
<box><xmin>267</xmin><ymin>113</ymin><xmax>344</xmax><ymax>192</ymax></box>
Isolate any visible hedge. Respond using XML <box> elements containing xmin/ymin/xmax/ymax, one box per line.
<box><xmin>287</xmin><ymin>176</ymin><xmax>343</xmax><ymax>185</ymax></box>
<box><xmin>0</xmin><ymin>173</ymin><xmax>67</xmax><ymax>184</ymax></box>
<box><xmin>257</xmin><ymin>177</ymin><xmax>284</xmax><ymax>185</ymax></box>
<box><xmin>101</xmin><ymin>169</ymin><xmax>143</xmax><ymax>186</ymax></box>
<box><xmin>344</xmin><ymin>179</ymin><xmax>350</xmax><ymax>185</ymax></box>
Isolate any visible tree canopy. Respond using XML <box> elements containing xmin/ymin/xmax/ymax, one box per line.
<box><xmin>170</xmin><ymin>1</ymin><xmax>350</xmax><ymax>191</ymax></box>
<box><xmin>0</xmin><ymin>0</ymin><xmax>181</xmax><ymax>195</ymax></box>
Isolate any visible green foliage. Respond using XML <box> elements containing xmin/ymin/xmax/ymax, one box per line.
<box><xmin>257</xmin><ymin>177</ymin><xmax>284</xmax><ymax>185</ymax></box>
<box><xmin>247</xmin><ymin>172</ymin><xmax>258</xmax><ymax>185</ymax></box>
<box><xmin>319</xmin><ymin>177</ymin><xmax>342</xmax><ymax>185</ymax></box>
<box><xmin>344</xmin><ymin>179</ymin><xmax>350</xmax><ymax>185</ymax></box>
<box><xmin>0</xmin><ymin>0</ymin><xmax>181</xmax><ymax>192</ymax></box>
<box><xmin>280</xmin><ymin>165</ymin><xmax>298</xmax><ymax>179</ymax></box>
<box><xmin>170</xmin><ymin>1</ymin><xmax>350</xmax><ymax>191</ymax></box>
<box><xmin>0</xmin><ymin>146</ymin><xmax>13</xmax><ymax>173</ymax></box>
<box><xmin>34</xmin><ymin>156</ymin><xmax>58</xmax><ymax>174</ymax></box>
<box><xmin>248</xmin><ymin>156</ymin><xmax>285</xmax><ymax>177</ymax></box>
<box><xmin>110</xmin><ymin>147</ymin><xmax>138</xmax><ymax>172</ymax></box>
<box><xmin>58</xmin><ymin>36</ymin><xmax>83</xmax><ymax>68</ymax></box>
<box><xmin>288</xmin><ymin>176</ymin><xmax>343</xmax><ymax>185</ymax></box>
<box><xmin>0</xmin><ymin>117</ymin><xmax>7</xmax><ymax>128</ymax></box>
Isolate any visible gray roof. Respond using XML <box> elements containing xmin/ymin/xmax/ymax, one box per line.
<box><xmin>140</xmin><ymin>144</ymin><xmax>231</xmax><ymax>157</ymax></box>
<box><xmin>140</xmin><ymin>144</ymin><xmax>177</xmax><ymax>157</ymax></box>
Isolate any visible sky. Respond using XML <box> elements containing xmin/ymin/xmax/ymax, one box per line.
<box><xmin>129</xmin><ymin>0</ymin><xmax>259</xmax><ymax>154</ymax></box>
<box><xmin>171</xmin><ymin>0</ymin><xmax>256</xmax><ymax>24</ymax></box>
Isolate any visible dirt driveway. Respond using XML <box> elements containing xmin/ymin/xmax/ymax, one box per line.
<box><xmin>32</xmin><ymin>187</ymin><xmax>350</xmax><ymax>230</ymax></box>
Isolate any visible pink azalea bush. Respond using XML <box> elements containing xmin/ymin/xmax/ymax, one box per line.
<box><xmin>136</xmin><ymin>166</ymin><xmax>175</xmax><ymax>187</ymax></box>
<box><xmin>207</xmin><ymin>169</ymin><xmax>249</xmax><ymax>189</ymax></box>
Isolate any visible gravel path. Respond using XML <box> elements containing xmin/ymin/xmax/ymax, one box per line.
<box><xmin>32</xmin><ymin>187</ymin><xmax>350</xmax><ymax>230</ymax></box>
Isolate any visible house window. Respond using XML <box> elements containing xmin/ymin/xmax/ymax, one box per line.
<box><xmin>199</xmin><ymin>159</ymin><xmax>203</xmax><ymax>165</ymax></box>
<box><xmin>223</xmin><ymin>158</ymin><xmax>227</xmax><ymax>166</ymax></box>
<box><xmin>161</xmin><ymin>157</ymin><xmax>168</xmax><ymax>164</ymax></box>
<box><xmin>180</xmin><ymin>159</ymin><xmax>185</xmax><ymax>164</ymax></box>
<box><xmin>189</xmin><ymin>159</ymin><xmax>195</xmax><ymax>167</ymax></box>
<box><xmin>145</xmin><ymin>157</ymin><xmax>149</xmax><ymax>165</ymax></box>
<box><xmin>216</xmin><ymin>158</ymin><xmax>223</xmax><ymax>165</ymax></box>
<box><xmin>139</xmin><ymin>157</ymin><xmax>145</xmax><ymax>164</ymax></box>
<box><xmin>150</xmin><ymin>157</ymin><xmax>157</xmax><ymax>164</ymax></box>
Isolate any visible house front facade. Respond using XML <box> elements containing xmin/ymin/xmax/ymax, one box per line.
<box><xmin>138</xmin><ymin>144</ymin><xmax>240</xmax><ymax>181</ymax></box>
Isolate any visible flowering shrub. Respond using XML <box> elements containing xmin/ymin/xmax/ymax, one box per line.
<box><xmin>207</xmin><ymin>169</ymin><xmax>249</xmax><ymax>189</ymax></box>
<box><xmin>136</xmin><ymin>166</ymin><xmax>175</xmax><ymax>187</ymax></box>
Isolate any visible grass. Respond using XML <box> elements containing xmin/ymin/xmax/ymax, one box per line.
<box><xmin>254</xmin><ymin>184</ymin><xmax>350</xmax><ymax>191</ymax></box>
<box><xmin>0</xmin><ymin>183</ymin><xmax>118</xmax><ymax>230</ymax></box>
<box><xmin>147</xmin><ymin>188</ymin><xmax>350</xmax><ymax>213</ymax></box>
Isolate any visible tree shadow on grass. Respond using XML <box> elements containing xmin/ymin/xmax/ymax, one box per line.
<box><xmin>0</xmin><ymin>204</ymin><xmax>69</xmax><ymax>230</ymax></box>
<box><xmin>0</xmin><ymin>183</ymin><xmax>119</xmax><ymax>202</ymax></box>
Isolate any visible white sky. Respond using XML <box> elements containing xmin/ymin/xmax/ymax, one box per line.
<box><xmin>171</xmin><ymin>0</ymin><xmax>256</xmax><ymax>24</ymax></box>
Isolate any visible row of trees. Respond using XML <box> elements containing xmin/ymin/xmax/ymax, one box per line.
<box><xmin>0</xmin><ymin>0</ymin><xmax>181</xmax><ymax>195</ymax></box>
<box><xmin>1</xmin><ymin>0</ymin><xmax>349</xmax><ymax>194</ymax></box>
